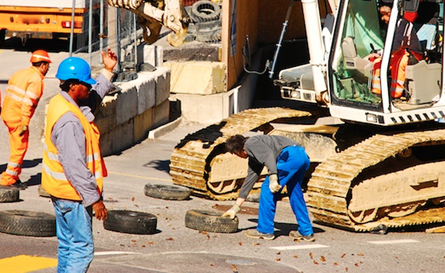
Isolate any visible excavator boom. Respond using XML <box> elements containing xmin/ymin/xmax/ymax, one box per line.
<box><xmin>107</xmin><ymin>0</ymin><xmax>189</xmax><ymax>47</ymax></box>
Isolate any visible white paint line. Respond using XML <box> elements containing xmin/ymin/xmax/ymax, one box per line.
<box><xmin>367</xmin><ymin>239</ymin><xmax>419</xmax><ymax>245</ymax></box>
<box><xmin>94</xmin><ymin>251</ymin><xmax>141</xmax><ymax>256</ymax></box>
<box><xmin>270</xmin><ymin>244</ymin><xmax>330</xmax><ymax>250</ymax></box>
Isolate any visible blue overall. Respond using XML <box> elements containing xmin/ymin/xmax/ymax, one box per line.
<box><xmin>257</xmin><ymin>145</ymin><xmax>313</xmax><ymax>236</ymax></box>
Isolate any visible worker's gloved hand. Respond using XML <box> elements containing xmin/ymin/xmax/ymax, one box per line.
<box><xmin>222</xmin><ymin>204</ymin><xmax>240</xmax><ymax>219</ymax></box>
<box><xmin>92</xmin><ymin>200</ymin><xmax>108</xmax><ymax>221</ymax></box>
<box><xmin>19</xmin><ymin>125</ymin><xmax>28</xmax><ymax>136</ymax></box>
<box><xmin>269</xmin><ymin>174</ymin><xmax>281</xmax><ymax>193</ymax></box>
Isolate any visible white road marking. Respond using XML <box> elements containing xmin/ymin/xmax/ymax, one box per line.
<box><xmin>94</xmin><ymin>251</ymin><xmax>140</xmax><ymax>256</ymax></box>
<box><xmin>270</xmin><ymin>244</ymin><xmax>330</xmax><ymax>250</ymax></box>
<box><xmin>367</xmin><ymin>239</ymin><xmax>419</xmax><ymax>245</ymax></box>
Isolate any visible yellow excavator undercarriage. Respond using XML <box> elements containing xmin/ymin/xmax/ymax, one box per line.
<box><xmin>170</xmin><ymin>108</ymin><xmax>445</xmax><ymax>232</ymax></box>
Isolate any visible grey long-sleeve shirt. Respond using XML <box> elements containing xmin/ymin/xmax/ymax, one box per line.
<box><xmin>51</xmin><ymin>70</ymin><xmax>114</xmax><ymax>207</ymax></box>
<box><xmin>238</xmin><ymin>135</ymin><xmax>297</xmax><ymax>199</ymax></box>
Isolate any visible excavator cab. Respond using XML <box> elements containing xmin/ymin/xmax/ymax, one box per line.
<box><xmin>329</xmin><ymin>0</ymin><xmax>445</xmax><ymax>124</ymax></box>
<box><xmin>330</xmin><ymin>0</ymin><xmax>443</xmax><ymax>114</ymax></box>
<box><xmin>277</xmin><ymin>0</ymin><xmax>445</xmax><ymax>125</ymax></box>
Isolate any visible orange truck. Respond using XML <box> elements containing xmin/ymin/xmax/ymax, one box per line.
<box><xmin>0</xmin><ymin>0</ymin><xmax>101</xmax><ymax>46</ymax></box>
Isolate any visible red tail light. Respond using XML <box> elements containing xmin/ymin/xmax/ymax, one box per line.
<box><xmin>61</xmin><ymin>21</ymin><xmax>82</xmax><ymax>28</ymax></box>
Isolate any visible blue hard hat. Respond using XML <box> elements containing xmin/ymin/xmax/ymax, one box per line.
<box><xmin>55</xmin><ymin>57</ymin><xmax>96</xmax><ymax>85</ymax></box>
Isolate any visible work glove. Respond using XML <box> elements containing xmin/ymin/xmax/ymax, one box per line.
<box><xmin>269</xmin><ymin>174</ymin><xmax>281</xmax><ymax>193</ymax></box>
<box><xmin>222</xmin><ymin>204</ymin><xmax>240</xmax><ymax>219</ymax></box>
<box><xmin>19</xmin><ymin>125</ymin><xmax>28</xmax><ymax>136</ymax></box>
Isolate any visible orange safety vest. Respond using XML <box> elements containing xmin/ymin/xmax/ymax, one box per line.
<box><xmin>371</xmin><ymin>49</ymin><xmax>422</xmax><ymax>98</ymax></box>
<box><xmin>42</xmin><ymin>94</ymin><xmax>105</xmax><ymax>201</ymax></box>
<box><xmin>389</xmin><ymin>48</ymin><xmax>423</xmax><ymax>98</ymax></box>
<box><xmin>371</xmin><ymin>57</ymin><xmax>382</xmax><ymax>95</ymax></box>
<box><xmin>1</xmin><ymin>67</ymin><xmax>44</xmax><ymax>125</ymax></box>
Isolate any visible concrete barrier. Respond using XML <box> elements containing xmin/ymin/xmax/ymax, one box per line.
<box><xmin>96</xmin><ymin>67</ymin><xmax>171</xmax><ymax>156</ymax></box>
<box><xmin>164</xmin><ymin>61</ymin><xmax>226</xmax><ymax>95</ymax></box>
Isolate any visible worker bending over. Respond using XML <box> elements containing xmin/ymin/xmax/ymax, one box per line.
<box><xmin>223</xmin><ymin>134</ymin><xmax>315</xmax><ymax>241</ymax></box>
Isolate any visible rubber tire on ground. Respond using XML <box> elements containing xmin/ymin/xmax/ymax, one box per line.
<box><xmin>0</xmin><ymin>210</ymin><xmax>56</xmax><ymax>237</ymax></box>
<box><xmin>104</xmin><ymin>210</ymin><xmax>157</xmax><ymax>234</ymax></box>
<box><xmin>185</xmin><ymin>209</ymin><xmax>239</xmax><ymax>233</ymax></box>
<box><xmin>38</xmin><ymin>184</ymin><xmax>51</xmax><ymax>198</ymax></box>
<box><xmin>144</xmin><ymin>183</ymin><xmax>191</xmax><ymax>200</ymax></box>
<box><xmin>191</xmin><ymin>1</ymin><xmax>221</xmax><ymax>22</ymax></box>
<box><xmin>0</xmin><ymin>187</ymin><xmax>19</xmax><ymax>202</ymax></box>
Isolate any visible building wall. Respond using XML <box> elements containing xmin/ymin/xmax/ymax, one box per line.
<box><xmin>222</xmin><ymin>0</ymin><xmax>330</xmax><ymax>91</ymax></box>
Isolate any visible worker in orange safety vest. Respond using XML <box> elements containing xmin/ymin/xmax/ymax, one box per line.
<box><xmin>0</xmin><ymin>50</ymin><xmax>51</xmax><ymax>188</ymax></box>
<box><xmin>370</xmin><ymin>7</ymin><xmax>423</xmax><ymax>98</ymax></box>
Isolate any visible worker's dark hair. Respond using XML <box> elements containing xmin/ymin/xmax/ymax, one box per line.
<box><xmin>59</xmin><ymin>79</ymin><xmax>81</xmax><ymax>92</ymax></box>
<box><xmin>32</xmin><ymin>61</ymin><xmax>49</xmax><ymax>67</ymax></box>
<box><xmin>225</xmin><ymin>134</ymin><xmax>247</xmax><ymax>154</ymax></box>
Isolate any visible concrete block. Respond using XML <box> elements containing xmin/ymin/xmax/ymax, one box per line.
<box><xmin>112</xmin><ymin>119</ymin><xmax>134</xmax><ymax>153</ymax></box>
<box><xmin>164</xmin><ymin>61</ymin><xmax>226</xmax><ymax>95</ymax></box>
<box><xmin>153</xmin><ymin>68</ymin><xmax>171</xmax><ymax>106</ymax></box>
<box><xmin>115</xmin><ymin>85</ymin><xmax>138</xmax><ymax>126</ymax></box>
<box><xmin>163</xmin><ymin>44</ymin><xmax>220</xmax><ymax>62</ymax></box>
<box><xmin>143</xmin><ymin>45</ymin><xmax>163</xmax><ymax>67</ymax></box>
<box><xmin>95</xmin><ymin>96</ymin><xmax>117</xmax><ymax>135</ymax></box>
<box><xmin>148</xmin><ymin>116</ymin><xmax>182</xmax><ymax>139</ymax></box>
<box><xmin>94</xmin><ymin>66</ymin><xmax>172</xmax><ymax>155</ymax></box>
<box><xmin>135</xmin><ymin>74</ymin><xmax>156</xmax><ymax>115</ymax></box>
<box><xmin>134</xmin><ymin>108</ymin><xmax>154</xmax><ymax>143</ymax></box>
<box><xmin>173</xmin><ymin>91</ymin><xmax>234</xmax><ymax>124</ymax></box>
<box><xmin>153</xmin><ymin>99</ymin><xmax>170</xmax><ymax>127</ymax></box>
<box><xmin>100</xmin><ymin>132</ymin><xmax>113</xmax><ymax>157</ymax></box>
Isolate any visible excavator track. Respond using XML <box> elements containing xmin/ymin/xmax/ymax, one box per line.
<box><xmin>170</xmin><ymin>108</ymin><xmax>312</xmax><ymax>200</ymax></box>
<box><xmin>307</xmin><ymin>129</ymin><xmax>445</xmax><ymax>232</ymax></box>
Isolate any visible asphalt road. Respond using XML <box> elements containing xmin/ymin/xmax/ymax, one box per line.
<box><xmin>1</xmin><ymin>42</ymin><xmax>445</xmax><ymax>273</ymax></box>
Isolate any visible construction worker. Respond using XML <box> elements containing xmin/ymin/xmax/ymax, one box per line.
<box><xmin>42</xmin><ymin>50</ymin><xmax>116</xmax><ymax>272</ymax></box>
<box><xmin>223</xmin><ymin>134</ymin><xmax>314</xmax><ymax>242</ymax></box>
<box><xmin>371</xmin><ymin>6</ymin><xmax>423</xmax><ymax>98</ymax></box>
<box><xmin>0</xmin><ymin>50</ymin><xmax>51</xmax><ymax>188</ymax></box>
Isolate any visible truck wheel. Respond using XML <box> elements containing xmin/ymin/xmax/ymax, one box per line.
<box><xmin>38</xmin><ymin>184</ymin><xmax>51</xmax><ymax>198</ymax></box>
<box><xmin>144</xmin><ymin>183</ymin><xmax>191</xmax><ymax>200</ymax></box>
<box><xmin>0</xmin><ymin>29</ymin><xmax>5</xmax><ymax>48</ymax></box>
<box><xmin>0</xmin><ymin>210</ymin><xmax>56</xmax><ymax>237</ymax></box>
<box><xmin>104</xmin><ymin>210</ymin><xmax>157</xmax><ymax>234</ymax></box>
<box><xmin>191</xmin><ymin>1</ymin><xmax>221</xmax><ymax>22</ymax></box>
<box><xmin>0</xmin><ymin>187</ymin><xmax>19</xmax><ymax>203</ymax></box>
<box><xmin>185</xmin><ymin>209</ymin><xmax>239</xmax><ymax>233</ymax></box>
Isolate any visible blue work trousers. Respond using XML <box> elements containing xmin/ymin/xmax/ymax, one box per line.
<box><xmin>257</xmin><ymin>145</ymin><xmax>313</xmax><ymax>235</ymax></box>
<box><xmin>52</xmin><ymin>198</ymin><xmax>94</xmax><ymax>273</ymax></box>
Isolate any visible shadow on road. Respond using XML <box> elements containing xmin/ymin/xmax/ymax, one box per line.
<box><xmin>143</xmin><ymin>159</ymin><xmax>170</xmax><ymax>172</ymax></box>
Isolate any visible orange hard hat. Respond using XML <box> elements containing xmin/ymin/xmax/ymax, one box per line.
<box><xmin>30</xmin><ymin>50</ymin><xmax>52</xmax><ymax>63</ymax></box>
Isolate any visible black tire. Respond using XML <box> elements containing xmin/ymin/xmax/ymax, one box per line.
<box><xmin>0</xmin><ymin>210</ymin><xmax>56</xmax><ymax>237</ymax></box>
<box><xmin>0</xmin><ymin>29</ymin><xmax>5</xmax><ymax>48</ymax></box>
<box><xmin>185</xmin><ymin>209</ymin><xmax>239</xmax><ymax>233</ymax></box>
<box><xmin>144</xmin><ymin>183</ymin><xmax>191</xmax><ymax>200</ymax></box>
<box><xmin>191</xmin><ymin>1</ymin><xmax>221</xmax><ymax>22</ymax></box>
<box><xmin>104</xmin><ymin>210</ymin><xmax>157</xmax><ymax>234</ymax></box>
<box><xmin>0</xmin><ymin>187</ymin><xmax>19</xmax><ymax>203</ymax></box>
<box><xmin>38</xmin><ymin>184</ymin><xmax>51</xmax><ymax>198</ymax></box>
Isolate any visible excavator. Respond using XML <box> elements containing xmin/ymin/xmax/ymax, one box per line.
<box><xmin>107</xmin><ymin>0</ymin><xmax>189</xmax><ymax>46</ymax></box>
<box><xmin>112</xmin><ymin>0</ymin><xmax>445</xmax><ymax>232</ymax></box>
